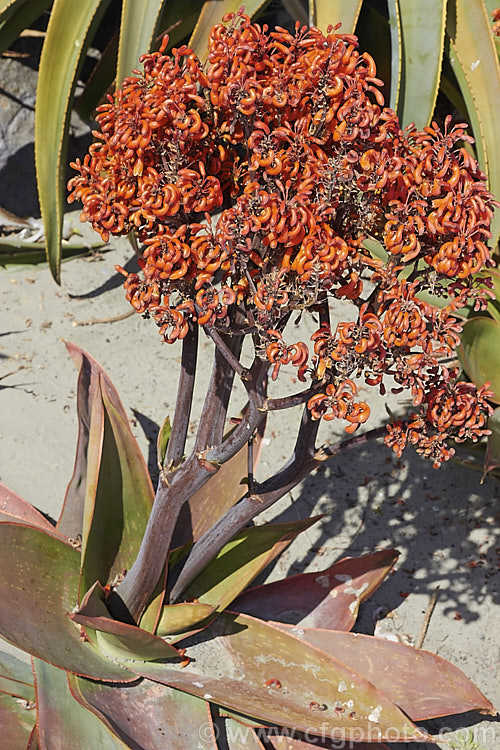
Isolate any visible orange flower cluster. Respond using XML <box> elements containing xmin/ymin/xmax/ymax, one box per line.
<box><xmin>68</xmin><ymin>10</ymin><xmax>498</xmax><ymax>463</ymax></box>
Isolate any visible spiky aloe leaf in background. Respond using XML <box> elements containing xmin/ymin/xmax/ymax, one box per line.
<box><xmin>0</xmin><ymin>0</ymin><xmax>268</xmax><ymax>280</ymax></box>
<box><xmin>0</xmin><ymin>345</ymin><xmax>495</xmax><ymax>748</ymax></box>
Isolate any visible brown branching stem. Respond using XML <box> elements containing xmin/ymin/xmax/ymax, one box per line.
<box><xmin>164</xmin><ymin>324</ymin><xmax>198</xmax><ymax>468</ymax></box>
<box><xmin>115</xmin><ymin>355</ymin><xmax>268</xmax><ymax>621</ymax></box>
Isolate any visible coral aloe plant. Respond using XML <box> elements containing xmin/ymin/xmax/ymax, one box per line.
<box><xmin>1</xmin><ymin>10</ymin><xmax>498</xmax><ymax>749</ymax></box>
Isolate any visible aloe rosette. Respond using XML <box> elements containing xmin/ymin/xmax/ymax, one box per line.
<box><xmin>0</xmin><ymin>343</ymin><xmax>495</xmax><ymax>749</ymax></box>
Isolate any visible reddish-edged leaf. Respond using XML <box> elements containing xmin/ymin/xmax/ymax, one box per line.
<box><xmin>184</xmin><ymin>517</ymin><xmax>322</xmax><ymax>612</ymax></box>
<box><xmin>125</xmin><ymin>612</ymin><xmax>431</xmax><ymax>743</ymax></box>
<box><xmin>0</xmin><ymin>691</ymin><xmax>35</xmax><ymax>749</ymax></box>
<box><xmin>268</xmin><ymin>736</ymin><xmax>390</xmax><ymax>750</ymax></box>
<box><xmin>33</xmin><ymin>658</ymin><xmax>129</xmax><ymax>749</ymax></box>
<box><xmin>62</xmin><ymin>343</ymin><xmax>154</xmax><ymax>600</ymax></box>
<box><xmin>232</xmin><ymin>550</ymin><xmax>399</xmax><ymax>630</ymax></box>
<box><xmin>70</xmin><ymin>673</ymin><xmax>218</xmax><ymax>750</ymax></box>
<box><xmin>0</xmin><ymin>484</ymin><xmax>55</xmax><ymax>532</ymax></box>
<box><xmin>71</xmin><ymin>582</ymin><xmax>179</xmax><ymax>661</ymax></box>
<box><xmin>0</xmin><ymin>651</ymin><xmax>35</xmax><ymax>703</ymax></box>
<box><xmin>0</xmin><ymin>523</ymin><xmax>133</xmax><ymax>681</ymax></box>
<box><xmin>275</xmin><ymin>626</ymin><xmax>496</xmax><ymax>720</ymax></box>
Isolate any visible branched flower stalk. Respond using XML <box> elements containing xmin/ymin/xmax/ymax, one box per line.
<box><xmin>68</xmin><ymin>10</ymin><xmax>498</xmax><ymax>622</ymax></box>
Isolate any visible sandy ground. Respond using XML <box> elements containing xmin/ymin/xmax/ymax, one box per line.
<box><xmin>1</xmin><ymin>220</ymin><xmax>499</xmax><ymax>749</ymax></box>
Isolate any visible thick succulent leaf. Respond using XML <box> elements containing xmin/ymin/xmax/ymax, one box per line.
<box><xmin>0</xmin><ymin>692</ymin><xmax>35</xmax><ymax>749</ymax></box>
<box><xmin>0</xmin><ymin>239</ymin><xmax>98</xmax><ymax>270</ymax></box>
<box><xmin>70</xmin><ymin>673</ymin><xmax>218</xmax><ymax>750</ymax></box>
<box><xmin>0</xmin><ymin>651</ymin><xmax>35</xmax><ymax>702</ymax></box>
<box><xmin>458</xmin><ymin>317</ymin><xmax>500</xmax><ymax>402</ymax></box>
<box><xmin>33</xmin><ymin>658</ymin><xmax>130</xmax><ymax>749</ymax></box>
<box><xmin>0</xmin><ymin>0</ymin><xmax>52</xmax><ymax>54</ymax></box>
<box><xmin>155</xmin><ymin>602</ymin><xmax>216</xmax><ymax>637</ymax></box>
<box><xmin>268</xmin><ymin>736</ymin><xmax>390</xmax><ymax>750</ymax></box>
<box><xmin>126</xmin><ymin>612</ymin><xmax>431</xmax><ymax>742</ymax></box>
<box><xmin>231</xmin><ymin>549</ymin><xmax>399</xmax><ymax>630</ymax></box>
<box><xmin>62</xmin><ymin>342</ymin><xmax>154</xmax><ymax>598</ymax></box>
<box><xmin>483</xmin><ymin>406</ymin><xmax>500</xmax><ymax>479</ymax></box>
<box><xmin>189</xmin><ymin>1</ymin><xmax>268</xmax><ymax>61</ymax></box>
<box><xmin>71</xmin><ymin>582</ymin><xmax>179</xmax><ymax>660</ymax></box>
<box><xmin>386</xmin><ymin>0</ymin><xmax>401</xmax><ymax>112</ymax></box>
<box><xmin>184</xmin><ymin>517</ymin><xmax>321</xmax><ymax>612</ymax></box>
<box><xmin>35</xmin><ymin>0</ymin><xmax>110</xmax><ymax>283</ymax></box>
<box><xmin>310</xmin><ymin>0</ymin><xmax>363</xmax><ymax>33</ymax></box>
<box><xmin>0</xmin><ymin>523</ymin><xmax>133</xmax><ymax>681</ymax></box>
<box><xmin>274</xmin><ymin>626</ymin><xmax>496</xmax><ymax>720</ymax></box>
<box><xmin>0</xmin><ymin>483</ymin><xmax>55</xmax><ymax>531</ymax></box>
<box><xmin>447</xmin><ymin>0</ymin><xmax>500</xmax><ymax>246</ymax></box>
<box><xmin>116</xmin><ymin>0</ymin><xmax>165</xmax><ymax>88</ymax></box>
<box><xmin>157</xmin><ymin>416</ymin><xmax>171</xmax><ymax>472</ymax></box>
<box><xmin>80</xmin><ymin>382</ymin><xmax>154</xmax><ymax>597</ymax></box>
<box><xmin>397</xmin><ymin>0</ymin><xmax>446</xmax><ymax>128</ymax></box>
<box><xmin>58</xmin><ymin>344</ymin><xmax>103</xmax><ymax>538</ymax></box>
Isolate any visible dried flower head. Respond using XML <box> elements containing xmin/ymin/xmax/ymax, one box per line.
<box><xmin>68</xmin><ymin>10</ymin><xmax>498</xmax><ymax>465</ymax></box>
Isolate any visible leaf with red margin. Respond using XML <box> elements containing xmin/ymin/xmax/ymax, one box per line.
<box><xmin>267</xmin><ymin>735</ymin><xmax>391</xmax><ymax>750</ymax></box>
<box><xmin>184</xmin><ymin>517</ymin><xmax>322</xmax><ymax>613</ymax></box>
<box><xmin>71</xmin><ymin>582</ymin><xmax>179</xmax><ymax>661</ymax></box>
<box><xmin>0</xmin><ymin>650</ymin><xmax>35</xmax><ymax>703</ymax></box>
<box><xmin>0</xmin><ymin>691</ymin><xmax>35</xmax><ymax>749</ymax></box>
<box><xmin>33</xmin><ymin>658</ymin><xmax>129</xmax><ymax>749</ymax></box>
<box><xmin>79</xmin><ymin>380</ymin><xmax>155</xmax><ymax>599</ymax></box>
<box><xmin>0</xmin><ymin>523</ymin><xmax>133</xmax><ymax>681</ymax></box>
<box><xmin>274</xmin><ymin>625</ymin><xmax>496</xmax><ymax>720</ymax></box>
<box><xmin>231</xmin><ymin>549</ymin><xmax>399</xmax><ymax>630</ymax></box>
<box><xmin>0</xmin><ymin>484</ymin><xmax>55</xmax><ymax>532</ymax></box>
<box><xmin>124</xmin><ymin>612</ymin><xmax>432</xmax><ymax>743</ymax></box>
<box><xmin>69</xmin><ymin>672</ymin><xmax>218</xmax><ymax>750</ymax></box>
<box><xmin>155</xmin><ymin>602</ymin><xmax>216</xmax><ymax>637</ymax></box>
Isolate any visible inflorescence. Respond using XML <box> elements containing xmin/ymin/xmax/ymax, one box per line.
<box><xmin>68</xmin><ymin>10</ymin><xmax>498</xmax><ymax>466</ymax></box>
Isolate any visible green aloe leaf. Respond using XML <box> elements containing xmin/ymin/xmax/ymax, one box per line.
<box><xmin>268</xmin><ymin>737</ymin><xmax>390</xmax><ymax>750</ymax></box>
<box><xmin>232</xmin><ymin>549</ymin><xmax>399</xmax><ymax>631</ymax></box>
<box><xmin>155</xmin><ymin>602</ymin><xmax>216</xmax><ymax>637</ymax></box>
<box><xmin>184</xmin><ymin>517</ymin><xmax>321</xmax><ymax>612</ymax></box>
<box><xmin>0</xmin><ymin>522</ymin><xmax>133</xmax><ymax>681</ymax></box>
<box><xmin>458</xmin><ymin>316</ymin><xmax>500</xmax><ymax>402</ymax></box>
<box><xmin>116</xmin><ymin>0</ymin><xmax>165</xmax><ymax>88</ymax></box>
<box><xmin>483</xmin><ymin>406</ymin><xmax>500</xmax><ymax>479</ymax></box>
<box><xmin>0</xmin><ymin>0</ymin><xmax>52</xmax><ymax>54</ymax></box>
<box><xmin>62</xmin><ymin>343</ymin><xmax>154</xmax><ymax>598</ymax></box>
<box><xmin>397</xmin><ymin>0</ymin><xmax>446</xmax><ymax>128</ymax></box>
<box><xmin>33</xmin><ymin>658</ymin><xmax>130</xmax><ymax>749</ymax></box>
<box><xmin>387</xmin><ymin>0</ymin><xmax>401</xmax><ymax>112</ymax></box>
<box><xmin>310</xmin><ymin>0</ymin><xmax>363</xmax><ymax>33</ymax></box>
<box><xmin>35</xmin><ymin>0</ymin><xmax>111</xmax><ymax>283</ymax></box>
<box><xmin>0</xmin><ymin>651</ymin><xmax>35</xmax><ymax>703</ymax></box>
<box><xmin>0</xmin><ymin>483</ymin><xmax>55</xmax><ymax>531</ymax></box>
<box><xmin>126</xmin><ymin>612</ymin><xmax>431</xmax><ymax>742</ymax></box>
<box><xmin>0</xmin><ymin>239</ymin><xmax>99</xmax><ymax>270</ymax></box>
<box><xmin>70</xmin><ymin>672</ymin><xmax>218</xmax><ymax>750</ymax></box>
<box><xmin>189</xmin><ymin>1</ymin><xmax>268</xmax><ymax>61</ymax></box>
<box><xmin>0</xmin><ymin>691</ymin><xmax>35</xmax><ymax>749</ymax></box>
<box><xmin>274</xmin><ymin>626</ymin><xmax>496</xmax><ymax>720</ymax></box>
<box><xmin>157</xmin><ymin>416</ymin><xmax>171</xmax><ymax>472</ymax></box>
<box><xmin>71</xmin><ymin>582</ymin><xmax>179</xmax><ymax>660</ymax></box>
<box><xmin>447</xmin><ymin>0</ymin><xmax>500</xmax><ymax>246</ymax></box>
